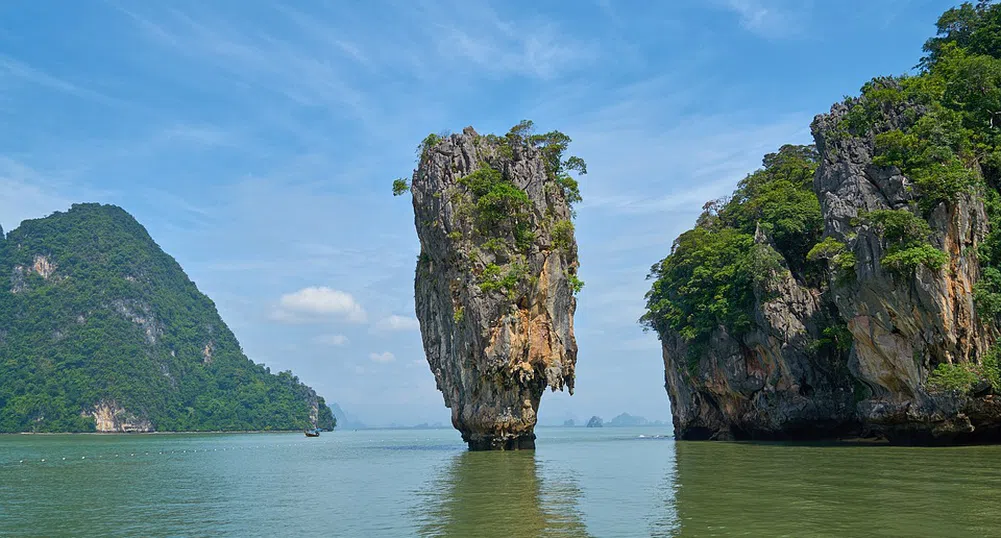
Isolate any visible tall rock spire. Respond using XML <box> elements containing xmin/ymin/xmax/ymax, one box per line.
<box><xmin>397</xmin><ymin>122</ymin><xmax>584</xmax><ymax>450</ymax></box>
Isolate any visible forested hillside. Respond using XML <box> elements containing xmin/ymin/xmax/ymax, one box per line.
<box><xmin>0</xmin><ymin>203</ymin><xmax>335</xmax><ymax>432</ymax></box>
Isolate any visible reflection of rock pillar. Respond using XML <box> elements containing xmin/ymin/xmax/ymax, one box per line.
<box><xmin>417</xmin><ymin>452</ymin><xmax>591</xmax><ymax>537</ymax></box>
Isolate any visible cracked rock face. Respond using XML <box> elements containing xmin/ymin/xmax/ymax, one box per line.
<box><xmin>408</xmin><ymin>126</ymin><xmax>579</xmax><ymax>450</ymax></box>
<box><xmin>812</xmin><ymin>99</ymin><xmax>997</xmax><ymax>443</ymax></box>
<box><xmin>663</xmin><ymin>227</ymin><xmax>859</xmax><ymax>441</ymax></box>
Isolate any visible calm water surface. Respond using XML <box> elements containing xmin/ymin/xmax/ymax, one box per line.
<box><xmin>2</xmin><ymin>427</ymin><xmax>1001</xmax><ymax>536</ymax></box>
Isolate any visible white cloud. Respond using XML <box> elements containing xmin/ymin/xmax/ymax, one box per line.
<box><xmin>375</xmin><ymin>314</ymin><xmax>420</xmax><ymax>332</ymax></box>
<box><xmin>272</xmin><ymin>287</ymin><xmax>367</xmax><ymax>323</ymax></box>
<box><xmin>314</xmin><ymin>334</ymin><xmax>349</xmax><ymax>346</ymax></box>
<box><xmin>369</xmin><ymin>351</ymin><xmax>395</xmax><ymax>363</ymax></box>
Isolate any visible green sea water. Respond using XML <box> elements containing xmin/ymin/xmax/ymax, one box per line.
<box><xmin>2</xmin><ymin>427</ymin><xmax>1001</xmax><ymax>537</ymax></box>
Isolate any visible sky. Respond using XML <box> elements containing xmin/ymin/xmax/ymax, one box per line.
<box><xmin>0</xmin><ymin>0</ymin><xmax>960</xmax><ymax>427</ymax></box>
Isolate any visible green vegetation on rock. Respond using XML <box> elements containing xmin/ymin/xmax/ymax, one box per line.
<box><xmin>641</xmin><ymin>145</ymin><xmax>820</xmax><ymax>345</ymax></box>
<box><xmin>859</xmin><ymin>209</ymin><xmax>949</xmax><ymax>273</ymax></box>
<box><xmin>401</xmin><ymin>121</ymin><xmax>586</xmax><ymax>300</ymax></box>
<box><xmin>552</xmin><ymin>220</ymin><xmax>575</xmax><ymax>252</ymax></box>
<box><xmin>392</xmin><ymin>178</ymin><xmax>410</xmax><ymax>196</ymax></box>
<box><xmin>458</xmin><ymin>163</ymin><xmax>534</xmax><ymax>252</ymax></box>
<box><xmin>0</xmin><ymin>204</ymin><xmax>335</xmax><ymax>433</ymax></box>
<box><xmin>645</xmin><ymin>1</ymin><xmax>1001</xmax><ymax>352</ymax></box>
<box><xmin>806</xmin><ymin>237</ymin><xmax>856</xmax><ymax>276</ymax></box>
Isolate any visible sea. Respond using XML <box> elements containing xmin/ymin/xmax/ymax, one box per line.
<box><xmin>3</xmin><ymin>426</ymin><xmax>1001</xmax><ymax>537</ymax></box>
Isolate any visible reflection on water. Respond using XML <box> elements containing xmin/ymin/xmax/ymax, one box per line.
<box><xmin>674</xmin><ymin>441</ymin><xmax>1001</xmax><ymax>537</ymax></box>
<box><xmin>19</xmin><ymin>429</ymin><xmax>1001</xmax><ymax>536</ymax></box>
<box><xmin>416</xmin><ymin>451</ymin><xmax>592</xmax><ymax>537</ymax></box>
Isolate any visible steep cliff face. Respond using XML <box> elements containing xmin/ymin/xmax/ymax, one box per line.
<box><xmin>89</xmin><ymin>400</ymin><xmax>154</xmax><ymax>433</ymax></box>
<box><xmin>647</xmin><ymin>2</ymin><xmax>1001</xmax><ymax>443</ymax></box>
<box><xmin>404</xmin><ymin>124</ymin><xmax>583</xmax><ymax>450</ymax></box>
<box><xmin>651</xmin><ymin>81</ymin><xmax>1001</xmax><ymax>443</ymax></box>
<box><xmin>661</xmin><ymin>226</ymin><xmax>859</xmax><ymax>440</ymax></box>
<box><xmin>812</xmin><ymin>95</ymin><xmax>1000</xmax><ymax>443</ymax></box>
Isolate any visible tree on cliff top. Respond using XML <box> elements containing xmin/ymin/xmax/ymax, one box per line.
<box><xmin>921</xmin><ymin>1</ymin><xmax>1001</xmax><ymax>68</ymax></box>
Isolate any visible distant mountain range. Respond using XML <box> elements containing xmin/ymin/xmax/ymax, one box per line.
<box><xmin>329</xmin><ymin>403</ymin><xmax>367</xmax><ymax>430</ymax></box>
<box><xmin>560</xmin><ymin>413</ymin><xmax>668</xmax><ymax>428</ymax></box>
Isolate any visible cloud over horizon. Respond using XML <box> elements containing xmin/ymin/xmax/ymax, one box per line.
<box><xmin>272</xmin><ymin>287</ymin><xmax>367</xmax><ymax>324</ymax></box>
<box><xmin>369</xmin><ymin>351</ymin><xmax>396</xmax><ymax>363</ymax></box>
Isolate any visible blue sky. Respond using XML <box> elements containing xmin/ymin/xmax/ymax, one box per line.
<box><xmin>0</xmin><ymin>0</ymin><xmax>958</xmax><ymax>427</ymax></box>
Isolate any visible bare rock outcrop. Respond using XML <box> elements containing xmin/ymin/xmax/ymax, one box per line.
<box><xmin>88</xmin><ymin>400</ymin><xmax>154</xmax><ymax>433</ymax></box>
<box><xmin>664</xmin><ymin>228</ymin><xmax>858</xmax><ymax>440</ymax></box>
<box><xmin>404</xmin><ymin>125</ymin><xmax>583</xmax><ymax>450</ymax></box>
<box><xmin>812</xmin><ymin>96</ymin><xmax>1000</xmax><ymax>443</ymax></box>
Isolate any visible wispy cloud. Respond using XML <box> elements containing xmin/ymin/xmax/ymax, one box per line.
<box><xmin>115</xmin><ymin>4</ymin><xmax>383</xmax><ymax>129</ymax></box>
<box><xmin>159</xmin><ymin>124</ymin><xmax>237</xmax><ymax>148</ymax></box>
<box><xmin>0</xmin><ymin>158</ymin><xmax>94</xmax><ymax>232</ymax></box>
<box><xmin>715</xmin><ymin>0</ymin><xmax>808</xmax><ymax>39</ymax></box>
<box><xmin>375</xmin><ymin>315</ymin><xmax>420</xmax><ymax>332</ymax></box>
<box><xmin>433</xmin><ymin>23</ymin><xmax>591</xmax><ymax>79</ymax></box>
<box><xmin>315</xmin><ymin>334</ymin><xmax>349</xmax><ymax>346</ymax></box>
<box><xmin>369</xmin><ymin>351</ymin><xmax>395</xmax><ymax>363</ymax></box>
<box><xmin>0</xmin><ymin>55</ymin><xmax>122</xmax><ymax>105</ymax></box>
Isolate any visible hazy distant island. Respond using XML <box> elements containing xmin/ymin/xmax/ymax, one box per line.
<box><xmin>394</xmin><ymin>122</ymin><xmax>585</xmax><ymax>450</ymax></box>
<box><xmin>568</xmin><ymin>414</ymin><xmax>666</xmax><ymax>428</ymax></box>
<box><xmin>607</xmin><ymin>413</ymin><xmax>667</xmax><ymax>427</ymax></box>
<box><xmin>642</xmin><ymin>2</ymin><xmax>1001</xmax><ymax>444</ymax></box>
<box><xmin>0</xmin><ymin>204</ymin><xmax>334</xmax><ymax>433</ymax></box>
<box><xmin>329</xmin><ymin>402</ymin><xmax>367</xmax><ymax>430</ymax></box>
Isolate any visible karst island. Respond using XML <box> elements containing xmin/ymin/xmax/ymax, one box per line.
<box><xmin>393</xmin><ymin>122</ymin><xmax>585</xmax><ymax>450</ymax></box>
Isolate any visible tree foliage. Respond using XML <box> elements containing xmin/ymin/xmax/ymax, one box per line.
<box><xmin>392</xmin><ymin>178</ymin><xmax>410</xmax><ymax>196</ymax></box>
<box><xmin>643</xmin><ymin>2</ymin><xmax>1001</xmax><ymax>378</ymax></box>
<box><xmin>642</xmin><ymin>145</ymin><xmax>821</xmax><ymax>346</ymax></box>
<box><xmin>921</xmin><ymin>1</ymin><xmax>1001</xmax><ymax>68</ymax></box>
<box><xmin>642</xmin><ymin>226</ymin><xmax>756</xmax><ymax>343</ymax></box>
<box><xmin>0</xmin><ymin>204</ymin><xmax>335</xmax><ymax>432</ymax></box>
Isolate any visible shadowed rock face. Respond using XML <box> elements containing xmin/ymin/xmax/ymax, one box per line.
<box><xmin>662</xmin><ymin>225</ymin><xmax>860</xmax><ymax>441</ymax></box>
<box><xmin>812</xmin><ymin>98</ymin><xmax>999</xmax><ymax>443</ymax></box>
<box><xmin>409</xmin><ymin>126</ymin><xmax>579</xmax><ymax>450</ymax></box>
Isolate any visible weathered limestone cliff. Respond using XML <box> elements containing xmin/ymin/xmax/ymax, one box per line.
<box><xmin>662</xmin><ymin>225</ymin><xmax>859</xmax><ymax>440</ymax></box>
<box><xmin>404</xmin><ymin>124</ymin><xmax>582</xmax><ymax>450</ymax></box>
<box><xmin>655</xmin><ymin>76</ymin><xmax>1001</xmax><ymax>444</ymax></box>
<box><xmin>88</xmin><ymin>400</ymin><xmax>154</xmax><ymax>433</ymax></box>
<box><xmin>813</xmin><ymin>93</ymin><xmax>1000</xmax><ymax>443</ymax></box>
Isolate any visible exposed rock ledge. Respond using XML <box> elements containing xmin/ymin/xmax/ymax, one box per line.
<box><xmin>88</xmin><ymin>400</ymin><xmax>154</xmax><ymax>433</ymax></box>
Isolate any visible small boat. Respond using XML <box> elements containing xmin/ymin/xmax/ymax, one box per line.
<box><xmin>304</xmin><ymin>428</ymin><xmax>320</xmax><ymax>437</ymax></box>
